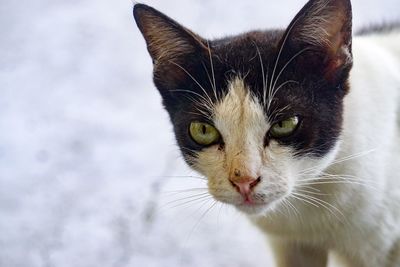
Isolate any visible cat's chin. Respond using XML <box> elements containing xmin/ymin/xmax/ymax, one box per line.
<box><xmin>234</xmin><ymin>198</ymin><xmax>286</xmax><ymax>216</ymax></box>
<box><xmin>235</xmin><ymin>202</ymin><xmax>270</xmax><ymax>215</ymax></box>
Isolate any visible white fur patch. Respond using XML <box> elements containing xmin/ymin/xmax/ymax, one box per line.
<box><xmin>213</xmin><ymin>77</ymin><xmax>268</xmax><ymax>178</ymax></box>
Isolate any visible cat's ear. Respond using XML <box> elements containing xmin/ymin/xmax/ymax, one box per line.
<box><xmin>134</xmin><ymin>4</ymin><xmax>208</xmax><ymax>91</ymax></box>
<box><xmin>133</xmin><ymin>4</ymin><xmax>207</xmax><ymax>66</ymax></box>
<box><xmin>284</xmin><ymin>0</ymin><xmax>352</xmax><ymax>81</ymax></box>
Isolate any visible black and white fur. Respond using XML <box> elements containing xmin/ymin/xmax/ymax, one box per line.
<box><xmin>134</xmin><ymin>0</ymin><xmax>400</xmax><ymax>266</ymax></box>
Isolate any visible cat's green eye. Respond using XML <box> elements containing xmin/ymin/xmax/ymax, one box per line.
<box><xmin>189</xmin><ymin>122</ymin><xmax>220</xmax><ymax>146</ymax></box>
<box><xmin>270</xmin><ymin>116</ymin><xmax>300</xmax><ymax>138</ymax></box>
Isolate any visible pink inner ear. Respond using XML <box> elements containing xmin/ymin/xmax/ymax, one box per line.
<box><xmin>330</xmin><ymin>30</ymin><xmax>345</xmax><ymax>54</ymax></box>
<box><xmin>324</xmin><ymin>53</ymin><xmax>346</xmax><ymax>81</ymax></box>
<box><xmin>325</xmin><ymin>11</ymin><xmax>349</xmax><ymax>53</ymax></box>
<box><xmin>324</xmin><ymin>25</ymin><xmax>352</xmax><ymax>81</ymax></box>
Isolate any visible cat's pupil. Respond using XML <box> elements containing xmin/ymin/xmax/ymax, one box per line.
<box><xmin>202</xmin><ymin>125</ymin><xmax>207</xmax><ymax>134</ymax></box>
<box><xmin>278</xmin><ymin>121</ymin><xmax>283</xmax><ymax>128</ymax></box>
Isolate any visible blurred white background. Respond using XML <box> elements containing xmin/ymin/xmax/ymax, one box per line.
<box><xmin>1</xmin><ymin>0</ymin><xmax>399</xmax><ymax>266</ymax></box>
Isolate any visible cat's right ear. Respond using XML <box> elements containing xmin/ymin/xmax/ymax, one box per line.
<box><xmin>282</xmin><ymin>0</ymin><xmax>353</xmax><ymax>83</ymax></box>
<box><xmin>134</xmin><ymin>4</ymin><xmax>207</xmax><ymax>88</ymax></box>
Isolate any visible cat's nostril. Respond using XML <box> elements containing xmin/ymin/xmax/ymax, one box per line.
<box><xmin>229</xmin><ymin>179</ymin><xmax>238</xmax><ymax>189</ymax></box>
<box><xmin>250</xmin><ymin>176</ymin><xmax>262</xmax><ymax>189</ymax></box>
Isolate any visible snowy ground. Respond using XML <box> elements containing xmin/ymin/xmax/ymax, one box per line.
<box><xmin>1</xmin><ymin>0</ymin><xmax>399</xmax><ymax>266</ymax></box>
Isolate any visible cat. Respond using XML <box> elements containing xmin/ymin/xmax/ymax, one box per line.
<box><xmin>133</xmin><ymin>0</ymin><xmax>400</xmax><ymax>266</ymax></box>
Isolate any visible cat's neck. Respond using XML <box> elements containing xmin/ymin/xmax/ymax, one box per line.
<box><xmin>340</xmin><ymin>30</ymin><xmax>400</xmax><ymax>173</ymax></box>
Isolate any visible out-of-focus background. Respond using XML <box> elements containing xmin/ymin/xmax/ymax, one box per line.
<box><xmin>1</xmin><ymin>0</ymin><xmax>399</xmax><ymax>266</ymax></box>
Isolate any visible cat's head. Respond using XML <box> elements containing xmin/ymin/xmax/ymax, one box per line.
<box><xmin>134</xmin><ymin>0</ymin><xmax>352</xmax><ymax>215</ymax></box>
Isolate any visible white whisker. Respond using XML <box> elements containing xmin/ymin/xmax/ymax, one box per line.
<box><xmin>162</xmin><ymin>188</ymin><xmax>209</xmax><ymax>196</ymax></box>
<box><xmin>185</xmin><ymin>200</ymin><xmax>218</xmax><ymax>242</ymax></box>
<box><xmin>169</xmin><ymin>61</ymin><xmax>215</xmax><ymax>110</ymax></box>
<box><xmin>268</xmin><ymin>15</ymin><xmax>303</xmax><ymax>111</ymax></box>
<box><xmin>169</xmin><ymin>89</ymin><xmax>214</xmax><ymax>114</ymax></box>
<box><xmin>253</xmin><ymin>43</ymin><xmax>267</xmax><ymax>106</ymax></box>
<box><xmin>163</xmin><ymin>194</ymin><xmax>214</xmax><ymax>210</ymax></box>
<box><xmin>300</xmin><ymin>148</ymin><xmax>376</xmax><ymax>175</ymax></box>
<box><xmin>207</xmin><ymin>40</ymin><xmax>218</xmax><ymax>102</ymax></box>
<box><xmin>270</xmin><ymin>48</ymin><xmax>308</xmax><ymax>95</ymax></box>
<box><xmin>291</xmin><ymin>192</ymin><xmax>345</xmax><ymax>223</ymax></box>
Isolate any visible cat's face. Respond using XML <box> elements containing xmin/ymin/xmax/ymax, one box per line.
<box><xmin>134</xmin><ymin>0</ymin><xmax>352</xmax><ymax>215</ymax></box>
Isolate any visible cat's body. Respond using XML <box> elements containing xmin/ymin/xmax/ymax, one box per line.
<box><xmin>134</xmin><ymin>1</ymin><xmax>400</xmax><ymax>266</ymax></box>
<box><xmin>255</xmin><ymin>31</ymin><xmax>400</xmax><ymax>267</ymax></box>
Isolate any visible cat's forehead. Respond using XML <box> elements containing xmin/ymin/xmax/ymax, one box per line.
<box><xmin>214</xmin><ymin>77</ymin><xmax>268</xmax><ymax>138</ymax></box>
<box><xmin>211</xmin><ymin>31</ymin><xmax>283</xmax><ymax>72</ymax></box>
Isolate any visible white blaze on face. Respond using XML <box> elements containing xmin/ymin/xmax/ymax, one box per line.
<box><xmin>213</xmin><ymin>77</ymin><xmax>268</xmax><ymax>179</ymax></box>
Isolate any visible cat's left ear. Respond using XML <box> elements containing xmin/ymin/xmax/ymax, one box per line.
<box><xmin>134</xmin><ymin>4</ymin><xmax>207</xmax><ymax>63</ymax></box>
<box><xmin>134</xmin><ymin>4</ymin><xmax>208</xmax><ymax>90</ymax></box>
<box><xmin>284</xmin><ymin>0</ymin><xmax>352</xmax><ymax>81</ymax></box>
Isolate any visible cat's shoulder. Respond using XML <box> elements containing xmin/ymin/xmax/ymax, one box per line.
<box><xmin>354</xmin><ymin>24</ymin><xmax>400</xmax><ymax>65</ymax></box>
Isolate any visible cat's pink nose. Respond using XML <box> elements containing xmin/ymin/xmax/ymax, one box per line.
<box><xmin>229</xmin><ymin>176</ymin><xmax>261</xmax><ymax>196</ymax></box>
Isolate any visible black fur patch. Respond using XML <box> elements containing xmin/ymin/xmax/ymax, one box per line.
<box><xmin>133</xmin><ymin>0</ymin><xmax>353</xmax><ymax>161</ymax></box>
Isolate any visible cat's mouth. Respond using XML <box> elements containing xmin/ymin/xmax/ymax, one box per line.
<box><xmin>211</xmin><ymin>192</ymin><xmax>271</xmax><ymax>214</ymax></box>
<box><xmin>216</xmin><ymin>193</ymin><xmax>272</xmax><ymax>215</ymax></box>
<box><xmin>208</xmin><ymin>183</ymin><xmax>288</xmax><ymax>215</ymax></box>
<box><xmin>235</xmin><ymin>195</ymin><xmax>286</xmax><ymax>215</ymax></box>
<box><xmin>226</xmin><ymin>188</ymin><xmax>288</xmax><ymax>215</ymax></box>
